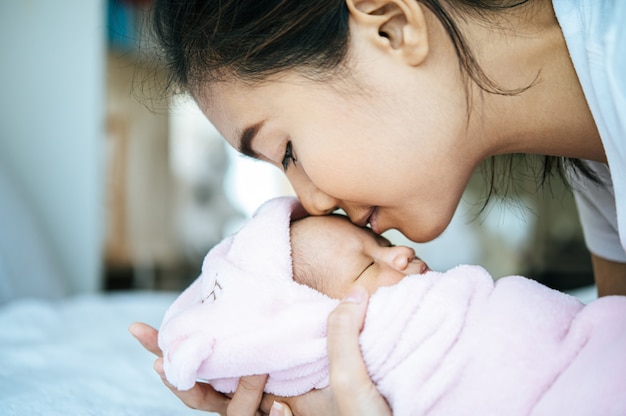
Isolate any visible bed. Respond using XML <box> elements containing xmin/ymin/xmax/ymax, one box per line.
<box><xmin>1</xmin><ymin>288</ymin><xmax>598</xmax><ymax>416</ymax></box>
<box><xmin>0</xmin><ymin>291</ymin><xmax>214</xmax><ymax>416</ymax></box>
<box><xmin>0</xmin><ymin>164</ymin><xmax>213</xmax><ymax>415</ymax></box>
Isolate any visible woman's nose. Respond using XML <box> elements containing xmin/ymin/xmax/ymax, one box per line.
<box><xmin>292</xmin><ymin>177</ymin><xmax>339</xmax><ymax>216</ymax></box>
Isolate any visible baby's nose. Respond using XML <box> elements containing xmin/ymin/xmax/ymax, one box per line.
<box><xmin>389</xmin><ymin>246</ymin><xmax>429</xmax><ymax>274</ymax></box>
<box><xmin>390</xmin><ymin>246</ymin><xmax>415</xmax><ymax>269</ymax></box>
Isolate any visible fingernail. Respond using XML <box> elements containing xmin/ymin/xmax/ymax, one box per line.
<box><xmin>154</xmin><ymin>359</ymin><xmax>165</xmax><ymax>379</ymax></box>
<box><xmin>342</xmin><ymin>286</ymin><xmax>366</xmax><ymax>304</ymax></box>
<box><xmin>270</xmin><ymin>401</ymin><xmax>284</xmax><ymax>416</ymax></box>
<box><xmin>128</xmin><ymin>324</ymin><xmax>138</xmax><ymax>337</ymax></box>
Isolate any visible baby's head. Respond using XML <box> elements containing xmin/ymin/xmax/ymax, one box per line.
<box><xmin>200</xmin><ymin>196</ymin><xmax>429</xmax><ymax>302</ymax></box>
<box><xmin>290</xmin><ymin>214</ymin><xmax>429</xmax><ymax>298</ymax></box>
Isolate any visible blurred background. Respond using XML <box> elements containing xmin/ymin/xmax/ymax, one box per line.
<box><xmin>0</xmin><ymin>0</ymin><xmax>594</xmax><ymax>305</ymax></box>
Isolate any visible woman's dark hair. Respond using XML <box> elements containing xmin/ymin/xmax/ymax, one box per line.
<box><xmin>151</xmin><ymin>0</ymin><xmax>530</xmax><ymax>92</ymax></box>
<box><xmin>152</xmin><ymin>0</ymin><xmax>351</xmax><ymax>88</ymax></box>
<box><xmin>151</xmin><ymin>0</ymin><xmax>600</xmax><ymax>202</ymax></box>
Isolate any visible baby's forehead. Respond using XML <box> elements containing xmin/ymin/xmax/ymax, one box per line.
<box><xmin>288</xmin><ymin>215</ymin><xmax>352</xmax><ymax>286</ymax></box>
<box><xmin>290</xmin><ymin>214</ymin><xmax>353</xmax><ymax>237</ymax></box>
<box><xmin>290</xmin><ymin>214</ymin><xmax>393</xmax><ymax>251</ymax></box>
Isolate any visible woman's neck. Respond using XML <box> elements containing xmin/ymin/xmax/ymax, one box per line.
<box><xmin>462</xmin><ymin>0</ymin><xmax>606</xmax><ymax>163</ymax></box>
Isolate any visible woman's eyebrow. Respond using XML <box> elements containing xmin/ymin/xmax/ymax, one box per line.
<box><xmin>237</xmin><ymin>121</ymin><xmax>265</xmax><ymax>159</ymax></box>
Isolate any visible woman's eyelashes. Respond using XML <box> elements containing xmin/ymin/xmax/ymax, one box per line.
<box><xmin>281</xmin><ymin>141</ymin><xmax>297</xmax><ymax>171</ymax></box>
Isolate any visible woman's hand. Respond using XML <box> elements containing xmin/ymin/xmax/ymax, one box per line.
<box><xmin>129</xmin><ymin>322</ymin><xmax>327</xmax><ymax>415</ymax></box>
<box><xmin>129</xmin><ymin>285</ymin><xmax>390</xmax><ymax>416</ymax></box>
<box><xmin>129</xmin><ymin>322</ymin><xmax>269</xmax><ymax>415</ymax></box>
<box><xmin>325</xmin><ymin>286</ymin><xmax>391</xmax><ymax>416</ymax></box>
<box><xmin>272</xmin><ymin>287</ymin><xmax>392</xmax><ymax>416</ymax></box>
<box><xmin>269</xmin><ymin>287</ymin><xmax>390</xmax><ymax>416</ymax></box>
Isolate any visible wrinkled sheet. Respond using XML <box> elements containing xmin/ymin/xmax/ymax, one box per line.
<box><xmin>0</xmin><ymin>292</ymin><xmax>212</xmax><ymax>416</ymax></box>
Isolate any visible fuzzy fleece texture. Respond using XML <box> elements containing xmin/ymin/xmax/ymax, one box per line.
<box><xmin>159</xmin><ymin>197</ymin><xmax>626</xmax><ymax>415</ymax></box>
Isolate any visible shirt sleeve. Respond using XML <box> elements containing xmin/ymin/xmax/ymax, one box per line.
<box><xmin>571</xmin><ymin>161</ymin><xmax>626</xmax><ymax>263</ymax></box>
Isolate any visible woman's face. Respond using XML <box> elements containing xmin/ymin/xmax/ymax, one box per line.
<box><xmin>196</xmin><ymin>25</ymin><xmax>477</xmax><ymax>242</ymax></box>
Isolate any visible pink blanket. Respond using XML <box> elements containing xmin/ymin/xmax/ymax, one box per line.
<box><xmin>361</xmin><ymin>265</ymin><xmax>626</xmax><ymax>415</ymax></box>
<box><xmin>159</xmin><ymin>265</ymin><xmax>626</xmax><ymax>415</ymax></box>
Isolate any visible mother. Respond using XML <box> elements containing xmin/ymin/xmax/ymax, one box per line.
<box><xmin>131</xmin><ymin>0</ymin><xmax>626</xmax><ymax>414</ymax></box>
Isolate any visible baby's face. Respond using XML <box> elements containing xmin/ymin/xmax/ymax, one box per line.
<box><xmin>291</xmin><ymin>215</ymin><xmax>429</xmax><ymax>299</ymax></box>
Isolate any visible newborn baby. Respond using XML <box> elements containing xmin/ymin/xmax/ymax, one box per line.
<box><xmin>159</xmin><ymin>197</ymin><xmax>626</xmax><ymax>416</ymax></box>
<box><xmin>290</xmin><ymin>208</ymin><xmax>429</xmax><ymax>298</ymax></box>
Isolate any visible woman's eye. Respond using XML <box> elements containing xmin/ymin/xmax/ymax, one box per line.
<box><xmin>281</xmin><ymin>141</ymin><xmax>297</xmax><ymax>171</ymax></box>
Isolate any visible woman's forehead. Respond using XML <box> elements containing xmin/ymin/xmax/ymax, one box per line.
<box><xmin>195</xmin><ymin>78</ymin><xmax>285</xmax><ymax>144</ymax></box>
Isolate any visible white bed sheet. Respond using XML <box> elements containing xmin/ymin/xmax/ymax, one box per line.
<box><xmin>0</xmin><ymin>291</ymin><xmax>214</xmax><ymax>416</ymax></box>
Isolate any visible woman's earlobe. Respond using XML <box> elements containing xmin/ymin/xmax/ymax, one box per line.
<box><xmin>346</xmin><ymin>0</ymin><xmax>429</xmax><ymax>66</ymax></box>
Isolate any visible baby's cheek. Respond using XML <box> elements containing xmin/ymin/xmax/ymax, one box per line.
<box><xmin>372</xmin><ymin>270</ymin><xmax>406</xmax><ymax>293</ymax></box>
<box><xmin>325</xmin><ymin>279</ymin><xmax>356</xmax><ymax>300</ymax></box>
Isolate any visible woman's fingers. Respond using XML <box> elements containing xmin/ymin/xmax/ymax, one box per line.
<box><xmin>327</xmin><ymin>286</ymin><xmax>391</xmax><ymax>416</ymax></box>
<box><xmin>130</xmin><ymin>322</ymin><xmax>231</xmax><ymax>414</ymax></box>
<box><xmin>128</xmin><ymin>322</ymin><xmax>162</xmax><ymax>357</ymax></box>
<box><xmin>269</xmin><ymin>401</ymin><xmax>294</xmax><ymax>416</ymax></box>
<box><xmin>327</xmin><ymin>286</ymin><xmax>370</xmax><ymax>393</ymax></box>
<box><xmin>228</xmin><ymin>374</ymin><xmax>268</xmax><ymax>416</ymax></box>
<box><xmin>279</xmin><ymin>386</ymin><xmax>335</xmax><ymax>416</ymax></box>
<box><xmin>154</xmin><ymin>356</ymin><xmax>230</xmax><ymax>414</ymax></box>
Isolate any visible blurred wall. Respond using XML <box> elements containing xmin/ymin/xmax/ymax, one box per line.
<box><xmin>0</xmin><ymin>1</ymin><xmax>106</xmax><ymax>294</ymax></box>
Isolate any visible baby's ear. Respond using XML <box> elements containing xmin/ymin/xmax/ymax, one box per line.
<box><xmin>345</xmin><ymin>0</ymin><xmax>429</xmax><ymax>66</ymax></box>
<box><xmin>162</xmin><ymin>334</ymin><xmax>216</xmax><ymax>391</ymax></box>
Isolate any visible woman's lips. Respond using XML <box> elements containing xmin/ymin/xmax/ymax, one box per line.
<box><xmin>368</xmin><ymin>207</ymin><xmax>380</xmax><ymax>234</ymax></box>
<box><xmin>354</xmin><ymin>207</ymin><xmax>376</xmax><ymax>228</ymax></box>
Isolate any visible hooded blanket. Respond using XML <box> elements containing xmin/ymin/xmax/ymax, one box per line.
<box><xmin>158</xmin><ymin>198</ymin><xmax>626</xmax><ymax>415</ymax></box>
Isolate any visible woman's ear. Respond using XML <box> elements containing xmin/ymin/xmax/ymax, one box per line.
<box><xmin>346</xmin><ymin>0</ymin><xmax>429</xmax><ymax>66</ymax></box>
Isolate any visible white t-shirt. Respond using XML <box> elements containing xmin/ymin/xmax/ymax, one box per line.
<box><xmin>553</xmin><ymin>0</ymin><xmax>626</xmax><ymax>262</ymax></box>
